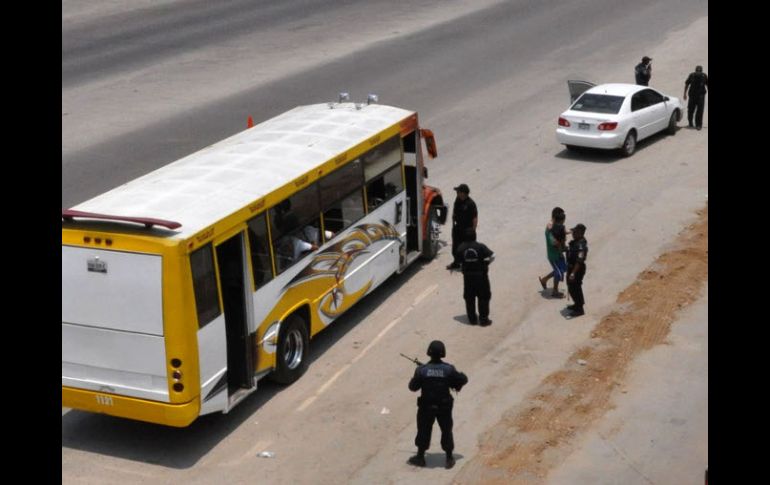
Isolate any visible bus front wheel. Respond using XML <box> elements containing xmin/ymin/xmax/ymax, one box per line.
<box><xmin>270</xmin><ymin>314</ymin><xmax>309</xmax><ymax>384</ymax></box>
<box><xmin>421</xmin><ymin>206</ymin><xmax>441</xmax><ymax>260</ymax></box>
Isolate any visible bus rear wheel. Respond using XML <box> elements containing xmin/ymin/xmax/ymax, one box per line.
<box><xmin>269</xmin><ymin>314</ymin><xmax>309</xmax><ymax>384</ymax></box>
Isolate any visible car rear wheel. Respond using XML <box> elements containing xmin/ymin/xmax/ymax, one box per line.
<box><xmin>565</xmin><ymin>144</ymin><xmax>579</xmax><ymax>152</ymax></box>
<box><xmin>620</xmin><ymin>131</ymin><xmax>636</xmax><ymax>157</ymax></box>
<box><xmin>667</xmin><ymin>110</ymin><xmax>679</xmax><ymax>135</ymax></box>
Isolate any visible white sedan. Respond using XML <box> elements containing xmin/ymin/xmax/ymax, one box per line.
<box><xmin>556</xmin><ymin>81</ymin><xmax>683</xmax><ymax>157</ymax></box>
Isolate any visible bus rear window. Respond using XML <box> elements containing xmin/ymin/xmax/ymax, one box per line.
<box><xmin>190</xmin><ymin>245</ymin><xmax>221</xmax><ymax>328</ymax></box>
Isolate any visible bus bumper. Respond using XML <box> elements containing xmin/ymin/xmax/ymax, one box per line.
<box><xmin>62</xmin><ymin>386</ymin><xmax>200</xmax><ymax>427</ymax></box>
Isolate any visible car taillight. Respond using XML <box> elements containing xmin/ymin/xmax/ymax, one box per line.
<box><xmin>597</xmin><ymin>122</ymin><xmax>618</xmax><ymax>131</ymax></box>
<box><xmin>558</xmin><ymin>117</ymin><xmax>571</xmax><ymax>127</ymax></box>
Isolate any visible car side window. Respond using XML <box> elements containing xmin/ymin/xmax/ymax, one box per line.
<box><xmin>631</xmin><ymin>92</ymin><xmax>649</xmax><ymax>112</ymax></box>
<box><xmin>641</xmin><ymin>89</ymin><xmax>664</xmax><ymax>106</ymax></box>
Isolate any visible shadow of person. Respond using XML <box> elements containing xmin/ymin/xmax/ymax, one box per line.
<box><xmin>452</xmin><ymin>315</ymin><xmax>477</xmax><ymax>326</ymax></box>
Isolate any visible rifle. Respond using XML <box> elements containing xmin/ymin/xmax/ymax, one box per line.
<box><xmin>400</xmin><ymin>353</ymin><xmax>424</xmax><ymax>366</ymax></box>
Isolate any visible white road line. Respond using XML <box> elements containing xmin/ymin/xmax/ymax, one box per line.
<box><xmin>413</xmin><ymin>284</ymin><xmax>437</xmax><ymax>306</ymax></box>
<box><xmin>295</xmin><ymin>283</ymin><xmax>438</xmax><ymax>413</ymax></box>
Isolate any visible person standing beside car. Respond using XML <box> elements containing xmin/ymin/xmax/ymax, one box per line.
<box><xmin>683</xmin><ymin>65</ymin><xmax>708</xmax><ymax>130</ymax></box>
<box><xmin>635</xmin><ymin>56</ymin><xmax>652</xmax><ymax>86</ymax></box>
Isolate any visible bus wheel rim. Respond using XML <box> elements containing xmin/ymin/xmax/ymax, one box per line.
<box><xmin>284</xmin><ymin>329</ymin><xmax>304</xmax><ymax>369</ymax></box>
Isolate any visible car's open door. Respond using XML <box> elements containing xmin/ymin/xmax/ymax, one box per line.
<box><xmin>567</xmin><ymin>80</ymin><xmax>596</xmax><ymax>105</ymax></box>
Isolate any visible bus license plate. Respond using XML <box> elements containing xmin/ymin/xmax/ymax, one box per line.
<box><xmin>578</xmin><ymin>123</ymin><xmax>590</xmax><ymax>130</ymax></box>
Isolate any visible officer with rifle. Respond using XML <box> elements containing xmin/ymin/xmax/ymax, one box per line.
<box><xmin>404</xmin><ymin>340</ymin><xmax>468</xmax><ymax>469</ymax></box>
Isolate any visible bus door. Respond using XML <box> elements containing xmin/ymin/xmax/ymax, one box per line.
<box><xmin>402</xmin><ymin>130</ymin><xmax>421</xmax><ymax>262</ymax></box>
<box><xmin>215</xmin><ymin>232</ymin><xmax>256</xmax><ymax>404</ymax></box>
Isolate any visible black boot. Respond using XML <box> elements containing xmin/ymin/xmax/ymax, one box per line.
<box><xmin>408</xmin><ymin>452</ymin><xmax>426</xmax><ymax>467</ymax></box>
<box><xmin>445</xmin><ymin>452</ymin><xmax>456</xmax><ymax>469</ymax></box>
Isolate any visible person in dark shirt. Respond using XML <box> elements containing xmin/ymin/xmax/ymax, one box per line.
<box><xmin>408</xmin><ymin>340</ymin><xmax>468</xmax><ymax>469</ymax></box>
<box><xmin>684</xmin><ymin>65</ymin><xmax>708</xmax><ymax>130</ymax></box>
<box><xmin>456</xmin><ymin>229</ymin><xmax>494</xmax><ymax>325</ymax></box>
<box><xmin>446</xmin><ymin>184</ymin><xmax>478</xmax><ymax>270</ymax></box>
<box><xmin>565</xmin><ymin>224</ymin><xmax>588</xmax><ymax>317</ymax></box>
<box><xmin>635</xmin><ymin>56</ymin><xmax>652</xmax><ymax>85</ymax></box>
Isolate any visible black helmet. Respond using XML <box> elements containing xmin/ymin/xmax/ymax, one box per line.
<box><xmin>427</xmin><ymin>340</ymin><xmax>446</xmax><ymax>358</ymax></box>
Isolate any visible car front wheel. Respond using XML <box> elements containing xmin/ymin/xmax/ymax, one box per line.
<box><xmin>667</xmin><ymin>110</ymin><xmax>679</xmax><ymax>135</ymax></box>
<box><xmin>620</xmin><ymin>131</ymin><xmax>636</xmax><ymax>157</ymax></box>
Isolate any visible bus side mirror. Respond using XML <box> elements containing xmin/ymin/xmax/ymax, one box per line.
<box><xmin>437</xmin><ymin>205</ymin><xmax>448</xmax><ymax>224</ymax></box>
<box><xmin>420</xmin><ymin>129</ymin><xmax>438</xmax><ymax>159</ymax></box>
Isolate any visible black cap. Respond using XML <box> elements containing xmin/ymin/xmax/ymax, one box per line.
<box><xmin>427</xmin><ymin>340</ymin><xmax>446</xmax><ymax>358</ymax></box>
<box><xmin>453</xmin><ymin>183</ymin><xmax>470</xmax><ymax>193</ymax></box>
<box><xmin>642</xmin><ymin>56</ymin><xmax>652</xmax><ymax>62</ymax></box>
<box><xmin>571</xmin><ymin>223</ymin><xmax>587</xmax><ymax>233</ymax></box>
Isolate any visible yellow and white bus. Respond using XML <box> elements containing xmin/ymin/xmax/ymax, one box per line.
<box><xmin>62</xmin><ymin>97</ymin><xmax>447</xmax><ymax>427</ymax></box>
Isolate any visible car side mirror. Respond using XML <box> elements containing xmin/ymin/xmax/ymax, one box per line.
<box><xmin>663</xmin><ymin>96</ymin><xmax>670</xmax><ymax>101</ymax></box>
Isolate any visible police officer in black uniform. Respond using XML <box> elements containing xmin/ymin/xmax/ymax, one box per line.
<box><xmin>456</xmin><ymin>229</ymin><xmax>494</xmax><ymax>325</ymax></box>
<box><xmin>408</xmin><ymin>340</ymin><xmax>468</xmax><ymax>469</ymax></box>
<box><xmin>684</xmin><ymin>65</ymin><xmax>708</xmax><ymax>130</ymax></box>
<box><xmin>635</xmin><ymin>56</ymin><xmax>652</xmax><ymax>86</ymax></box>
<box><xmin>446</xmin><ymin>184</ymin><xmax>478</xmax><ymax>270</ymax></box>
<box><xmin>565</xmin><ymin>223</ymin><xmax>588</xmax><ymax>317</ymax></box>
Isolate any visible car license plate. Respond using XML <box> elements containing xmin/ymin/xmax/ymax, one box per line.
<box><xmin>578</xmin><ymin>123</ymin><xmax>590</xmax><ymax>130</ymax></box>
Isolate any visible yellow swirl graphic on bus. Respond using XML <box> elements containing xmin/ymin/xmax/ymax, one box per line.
<box><xmin>286</xmin><ymin>220</ymin><xmax>400</xmax><ymax>319</ymax></box>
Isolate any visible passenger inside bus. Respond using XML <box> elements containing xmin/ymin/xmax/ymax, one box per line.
<box><xmin>367</xmin><ymin>179</ymin><xmax>399</xmax><ymax>212</ymax></box>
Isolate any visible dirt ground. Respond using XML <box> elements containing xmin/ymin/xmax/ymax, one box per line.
<box><xmin>453</xmin><ymin>205</ymin><xmax>708</xmax><ymax>485</ymax></box>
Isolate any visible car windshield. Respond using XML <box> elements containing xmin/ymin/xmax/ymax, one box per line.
<box><xmin>571</xmin><ymin>94</ymin><xmax>625</xmax><ymax>114</ymax></box>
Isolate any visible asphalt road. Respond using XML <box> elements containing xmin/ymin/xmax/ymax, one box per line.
<box><xmin>62</xmin><ymin>1</ymin><xmax>708</xmax><ymax>483</ymax></box>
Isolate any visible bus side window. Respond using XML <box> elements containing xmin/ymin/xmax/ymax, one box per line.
<box><xmin>366</xmin><ymin>163</ymin><xmax>404</xmax><ymax>212</ymax></box>
<box><xmin>270</xmin><ymin>184</ymin><xmax>321</xmax><ymax>274</ymax></box>
<box><xmin>246</xmin><ymin>213</ymin><xmax>274</xmax><ymax>290</ymax></box>
<box><xmin>320</xmin><ymin>159</ymin><xmax>365</xmax><ymax>234</ymax></box>
<box><xmin>190</xmin><ymin>244</ymin><xmax>221</xmax><ymax>328</ymax></box>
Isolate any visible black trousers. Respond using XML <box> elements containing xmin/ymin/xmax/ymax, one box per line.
<box><xmin>567</xmin><ymin>271</ymin><xmax>585</xmax><ymax>308</ymax></box>
<box><xmin>463</xmin><ymin>272</ymin><xmax>491</xmax><ymax>322</ymax></box>
<box><xmin>415</xmin><ymin>402</ymin><xmax>454</xmax><ymax>453</ymax></box>
<box><xmin>687</xmin><ymin>94</ymin><xmax>706</xmax><ymax>128</ymax></box>
<box><xmin>451</xmin><ymin>226</ymin><xmax>469</xmax><ymax>264</ymax></box>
